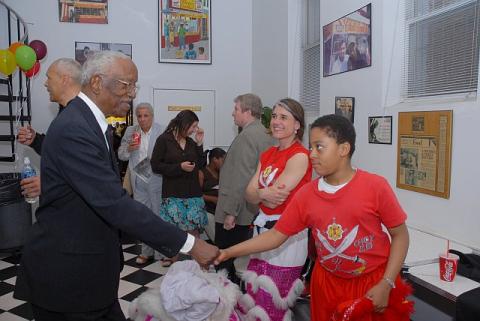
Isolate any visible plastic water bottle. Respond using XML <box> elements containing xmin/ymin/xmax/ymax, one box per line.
<box><xmin>21</xmin><ymin>156</ymin><xmax>38</xmax><ymax>204</ymax></box>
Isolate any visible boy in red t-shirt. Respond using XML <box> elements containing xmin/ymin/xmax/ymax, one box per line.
<box><xmin>215</xmin><ymin>115</ymin><xmax>413</xmax><ymax>321</ymax></box>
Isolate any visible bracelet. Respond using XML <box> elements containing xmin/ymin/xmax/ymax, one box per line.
<box><xmin>383</xmin><ymin>277</ymin><xmax>396</xmax><ymax>289</ymax></box>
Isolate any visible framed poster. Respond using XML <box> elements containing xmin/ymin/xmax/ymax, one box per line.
<box><xmin>159</xmin><ymin>0</ymin><xmax>212</xmax><ymax>64</ymax></box>
<box><xmin>59</xmin><ymin>0</ymin><xmax>108</xmax><ymax>24</ymax></box>
<box><xmin>335</xmin><ymin>97</ymin><xmax>355</xmax><ymax>123</ymax></box>
<box><xmin>396</xmin><ymin>111</ymin><xmax>453</xmax><ymax>199</ymax></box>
<box><xmin>323</xmin><ymin>3</ymin><xmax>371</xmax><ymax>77</ymax></box>
<box><xmin>368</xmin><ymin>116</ymin><xmax>392</xmax><ymax>144</ymax></box>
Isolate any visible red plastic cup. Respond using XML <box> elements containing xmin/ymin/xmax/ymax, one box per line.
<box><xmin>439</xmin><ymin>253</ymin><xmax>459</xmax><ymax>282</ymax></box>
<box><xmin>131</xmin><ymin>132</ymin><xmax>141</xmax><ymax>145</ymax></box>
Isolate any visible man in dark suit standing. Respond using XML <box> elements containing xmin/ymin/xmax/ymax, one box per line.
<box><xmin>14</xmin><ymin>51</ymin><xmax>219</xmax><ymax>321</ymax></box>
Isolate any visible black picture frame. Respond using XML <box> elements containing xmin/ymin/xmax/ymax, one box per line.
<box><xmin>368</xmin><ymin>116</ymin><xmax>392</xmax><ymax>144</ymax></box>
<box><xmin>335</xmin><ymin>96</ymin><xmax>355</xmax><ymax>123</ymax></box>
<box><xmin>323</xmin><ymin>3</ymin><xmax>372</xmax><ymax>77</ymax></box>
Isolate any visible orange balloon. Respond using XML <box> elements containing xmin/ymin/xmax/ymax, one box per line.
<box><xmin>8</xmin><ymin>42</ymin><xmax>24</xmax><ymax>54</ymax></box>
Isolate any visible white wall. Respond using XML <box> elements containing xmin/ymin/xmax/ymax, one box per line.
<box><xmin>319</xmin><ymin>0</ymin><xmax>480</xmax><ymax>250</ymax></box>
<box><xmin>252</xmin><ymin>0</ymin><xmax>288</xmax><ymax>108</ymax></box>
<box><xmin>0</xmin><ymin>0</ymin><xmax>253</xmax><ymax>172</ymax></box>
<box><xmin>251</xmin><ymin>0</ymin><xmax>303</xmax><ymax>108</ymax></box>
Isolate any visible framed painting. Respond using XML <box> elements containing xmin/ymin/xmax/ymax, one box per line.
<box><xmin>159</xmin><ymin>0</ymin><xmax>212</xmax><ymax>64</ymax></box>
<box><xmin>59</xmin><ymin>0</ymin><xmax>108</xmax><ymax>24</ymax></box>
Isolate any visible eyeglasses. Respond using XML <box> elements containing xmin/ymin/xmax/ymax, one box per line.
<box><xmin>114</xmin><ymin>78</ymin><xmax>140</xmax><ymax>94</ymax></box>
<box><xmin>98</xmin><ymin>73</ymin><xmax>139</xmax><ymax>94</ymax></box>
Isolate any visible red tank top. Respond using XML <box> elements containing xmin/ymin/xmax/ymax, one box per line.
<box><xmin>258</xmin><ymin>141</ymin><xmax>312</xmax><ymax>215</ymax></box>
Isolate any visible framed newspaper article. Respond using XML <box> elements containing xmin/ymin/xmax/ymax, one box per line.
<box><xmin>368</xmin><ymin>116</ymin><xmax>392</xmax><ymax>144</ymax></box>
<box><xmin>396</xmin><ymin>110</ymin><xmax>453</xmax><ymax>199</ymax></box>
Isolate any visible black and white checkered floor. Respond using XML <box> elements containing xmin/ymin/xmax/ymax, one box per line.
<box><xmin>0</xmin><ymin>243</ymin><xmax>311</xmax><ymax>321</ymax></box>
<box><xmin>0</xmin><ymin>243</ymin><xmax>170</xmax><ymax>321</ymax></box>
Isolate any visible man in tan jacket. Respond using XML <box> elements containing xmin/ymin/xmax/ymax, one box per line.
<box><xmin>214</xmin><ymin>93</ymin><xmax>274</xmax><ymax>283</ymax></box>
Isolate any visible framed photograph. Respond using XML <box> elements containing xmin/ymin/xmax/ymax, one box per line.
<box><xmin>158</xmin><ymin>0</ymin><xmax>212</xmax><ymax>64</ymax></box>
<box><xmin>59</xmin><ymin>0</ymin><xmax>108</xmax><ymax>24</ymax></box>
<box><xmin>75</xmin><ymin>41</ymin><xmax>133</xmax><ymax>124</ymax></box>
<box><xmin>397</xmin><ymin>111</ymin><xmax>453</xmax><ymax>199</ymax></box>
<box><xmin>368</xmin><ymin>116</ymin><xmax>392</xmax><ymax>144</ymax></box>
<box><xmin>335</xmin><ymin>97</ymin><xmax>355</xmax><ymax>123</ymax></box>
<box><xmin>74</xmin><ymin>41</ymin><xmax>132</xmax><ymax>65</ymax></box>
<box><xmin>323</xmin><ymin>3</ymin><xmax>371</xmax><ymax>77</ymax></box>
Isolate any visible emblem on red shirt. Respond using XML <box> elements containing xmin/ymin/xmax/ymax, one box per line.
<box><xmin>327</xmin><ymin>222</ymin><xmax>343</xmax><ymax>241</ymax></box>
<box><xmin>259</xmin><ymin>165</ymin><xmax>278</xmax><ymax>187</ymax></box>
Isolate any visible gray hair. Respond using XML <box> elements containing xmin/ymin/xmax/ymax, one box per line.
<box><xmin>51</xmin><ymin>58</ymin><xmax>82</xmax><ymax>84</ymax></box>
<box><xmin>81</xmin><ymin>51</ymin><xmax>131</xmax><ymax>85</ymax></box>
<box><xmin>135</xmin><ymin>102</ymin><xmax>154</xmax><ymax>116</ymax></box>
<box><xmin>234</xmin><ymin>93</ymin><xmax>262</xmax><ymax>118</ymax></box>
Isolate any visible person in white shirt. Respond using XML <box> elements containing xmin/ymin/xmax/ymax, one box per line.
<box><xmin>330</xmin><ymin>40</ymin><xmax>349</xmax><ymax>74</ymax></box>
<box><xmin>118</xmin><ymin>102</ymin><xmax>165</xmax><ymax>264</ymax></box>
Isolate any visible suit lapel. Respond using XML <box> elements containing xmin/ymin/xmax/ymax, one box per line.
<box><xmin>75</xmin><ymin>97</ymin><xmax>120</xmax><ymax>178</ymax></box>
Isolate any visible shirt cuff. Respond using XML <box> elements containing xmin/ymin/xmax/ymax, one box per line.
<box><xmin>179</xmin><ymin>233</ymin><xmax>195</xmax><ymax>254</ymax></box>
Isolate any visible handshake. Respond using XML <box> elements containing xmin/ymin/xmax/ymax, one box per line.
<box><xmin>188</xmin><ymin>238</ymin><xmax>231</xmax><ymax>268</ymax></box>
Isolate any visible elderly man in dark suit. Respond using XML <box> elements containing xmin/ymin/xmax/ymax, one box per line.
<box><xmin>14</xmin><ymin>51</ymin><xmax>219</xmax><ymax>321</ymax></box>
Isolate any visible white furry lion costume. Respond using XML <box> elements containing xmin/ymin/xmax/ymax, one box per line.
<box><xmin>128</xmin><ymin>260</ymin><xmax>241</xmax><ymax>321</ymax></box>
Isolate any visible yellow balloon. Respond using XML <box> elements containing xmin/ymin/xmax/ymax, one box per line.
<box><xmin>0</xmin><ymin>49</ymin><xmax>17</xmax><ymax>76</ymax></box>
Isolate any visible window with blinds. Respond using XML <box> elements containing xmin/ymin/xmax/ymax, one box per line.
<box><xmin>404</xmin><ymin>0</ymin><xmax>480</xmax><ymax>98</ymax></box>
<box><xmin>302</xmin><ymin>44</ymin><xmax>321</xmax><ymax>115</ymax></box>
<box><xmin>301</xmin><ymin>0</ymin><xmax>320</xmax><ymax>116</ymax></box>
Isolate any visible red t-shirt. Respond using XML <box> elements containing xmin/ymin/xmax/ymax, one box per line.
<box><xmin>258</xmin><ymin>142</ymin><xmax>312</xmax><ymax>215</ymax></box>
<box><xmin>275</xmin><ymin>169</ymin><xmax>407</xmax><ymax>278</ymax></box>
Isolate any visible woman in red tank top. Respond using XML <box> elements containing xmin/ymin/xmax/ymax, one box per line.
<box><xmin>238</xmin><ymin>98</ymin><xmax>312</xmax><ymax>321</ymax></box>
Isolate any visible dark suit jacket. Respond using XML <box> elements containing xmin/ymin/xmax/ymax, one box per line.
<box><xmin>14</xmin><ymin>97</ymin><xmax>187</xmax><ymax>312</ymax></box>
<box><xmin>29</xmin><ymin>104</ymin><xmax>66</xmax><ymax>155</ymax></box>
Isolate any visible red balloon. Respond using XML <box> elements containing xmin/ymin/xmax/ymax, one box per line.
<box><xmin>24</xmin><ymin>60</ymin><xmax>41</xmax><ymax>78</ymax></box>
<box><xmin>29</xmin><ymin>40</ymin><xmax>47</xmax><ymax>60</ymax></box>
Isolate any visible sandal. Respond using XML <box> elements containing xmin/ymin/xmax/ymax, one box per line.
<box><xmin>135</xmin><ymin>255</ymin><xmax>153</xmax><ymax>265</ymax></box>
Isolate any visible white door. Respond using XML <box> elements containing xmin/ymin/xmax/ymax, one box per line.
<box><xmin>153</xmin><ymin>88</ymin><xmax>216</xmax><ymax>149</ymax></box>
